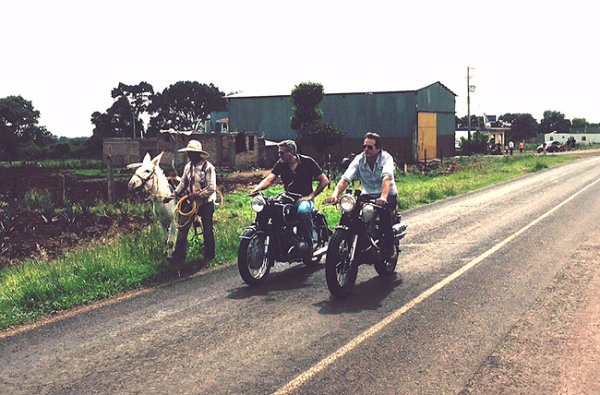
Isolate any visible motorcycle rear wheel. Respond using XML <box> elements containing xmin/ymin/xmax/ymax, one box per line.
<box><xmin>238</xmin><ymin>233</ymin><xmax>273</xmax><ymax>286</ymax></box>
<box><xmin>325</xmin><ymin>229</ymin><xmax>358</xmax><ymax>298</ymax></box>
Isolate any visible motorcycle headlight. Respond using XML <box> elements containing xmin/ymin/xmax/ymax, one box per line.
<box><xmin>361</xmin><ymin>203</ymin><xmax>377</xmax><ymax>223</ymax></box>
<box><xmin>251</xmin><ymin>195</ymin><xmax>266</xmax><ymax>212</ymax></box>
<box><xmin>339</xmin><ymin>194</ymin><xmax>356</xmax><ymax>213</ymax></box>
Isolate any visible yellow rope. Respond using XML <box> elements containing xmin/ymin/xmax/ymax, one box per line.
<box><xmin>175</xmin><ymin>195</ymin><xmax>199</xmax><ymax>229</ymax></box>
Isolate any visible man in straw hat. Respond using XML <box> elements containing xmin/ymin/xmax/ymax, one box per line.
<box><xmin>168</xmin><ymin>139</ymin><xmax>216</xmax><ymax>266</ymax></box>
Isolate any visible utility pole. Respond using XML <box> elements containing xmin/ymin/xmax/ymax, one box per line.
<box><xmin>467</xmin><ymin>66</ymin><xmax>475</xmax><ymax>141</ymax></box>
<box><xmin>132</xmin><ymin>110</ymin><xmax>136</xmax><ymax>139</ymax></box>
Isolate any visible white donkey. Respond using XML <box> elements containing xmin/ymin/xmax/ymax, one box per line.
<box><xmin>127</xmin><ymin>152</ymin><xmax>178</xmax><ymax>258</ymax></box>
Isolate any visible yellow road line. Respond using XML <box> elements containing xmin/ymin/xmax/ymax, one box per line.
<box><xmin>273</xmin><ymin>176</ymin><xmax>600</xmax><ymax>395</ymax></box>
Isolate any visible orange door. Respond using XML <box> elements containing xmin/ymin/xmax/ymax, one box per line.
<box><xmin>418</xmin><ymin>112</ymin><xmax>437</xmax><ymax>161</ymax></box>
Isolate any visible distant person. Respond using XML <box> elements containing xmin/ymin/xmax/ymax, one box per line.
<box><xmin>519</xmin><ymin>141</ymin><xmax>524</xmax><ymax>153</ymax></box>
<box><xmin>508</xmin><ymin>140</ymin><xmax>514</xmax><ymax>156</ymax></box>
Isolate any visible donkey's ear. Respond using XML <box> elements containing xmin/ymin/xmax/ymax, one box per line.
<box><xmin>142</xmin><ymin>153</ymin><xmax>152</xmax><ymax>165</ymax></box>
<box><xmin>151</xmin><ymin>151</ymin><xmax>164</xmax><ymax>167</ymax></box>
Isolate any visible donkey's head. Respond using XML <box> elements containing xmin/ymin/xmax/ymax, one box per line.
<box><xmin>127</xmin><ymin>152</ymin><xmax>164</xmax><ymax>195</ymax></box>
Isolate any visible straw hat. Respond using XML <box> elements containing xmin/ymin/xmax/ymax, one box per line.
<box><xmin>178</xmin><ymin>140</ymin><xmax>209</xmax><ymax>157</ymax></box>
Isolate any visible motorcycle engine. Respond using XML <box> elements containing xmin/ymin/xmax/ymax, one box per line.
<box><xmin>361</xmin><ymin>204</ymin><xmax>381</xmax><ymax>239</ymax></box>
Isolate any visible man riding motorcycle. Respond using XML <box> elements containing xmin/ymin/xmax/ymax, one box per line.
<box><xmin>327</xmin><ymin>132</ymin><xmax>398</xmax><ymax>259</ymax></box>
<box><xmin>250</xmin><ymin>140</ymin><xmax>329</xmax><ymax>257</ymax></box>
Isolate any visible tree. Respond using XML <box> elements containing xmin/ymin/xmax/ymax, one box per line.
<box><xmin>499</xmin><ymin>113</ymin><xmax>538</xmax><ymax>141</ymax></box>
<box><xmin>111</xmin><ymin>82</ymin><xmax>154</xmax><ymax>138</ymax></box>
<box><xmin>297</xmin><ymin>121</ymin><xmax>345</xmax><ymax>161</ymax></box>
<box><xmin>290</xmin><ymin>82</ymin><xmax>324</xmax><ymax>131</ymax></box>
<box><xmin>91</xmin><ymin>96</ymin><xmax>136</xmax><ymax>140</ymax></box>
<box><xmin>456</xmin><ymin>114</ymin><xmax>483</xmax><ymax>130</ymax></box>
<box><xmin>290</xmin><ymin>82</ymin><xmax>344</xmax><ymax>159</ymax></box>
<box><xmin>539</xmin><ymin>110</ymin><xmax>571</xmax><ymax>135</ymax></box>
<box><xmin>571</xmin><ymin>118</ymin><xmax>589</xmax><ymax>128</ymax></box>
<box><xmin>459</xmin><ymin>130</ymin><xmax>488</xmax><ymax>154</ymax></box>
<box><xmin>0</xmin><ymin>95</ymin><xmax>52</xmax><ymax>160</ymax></box>
<box><xmin>147</xmin><ymin>81</ymin><xmax>227</xmax><ymax>136</ymax></box>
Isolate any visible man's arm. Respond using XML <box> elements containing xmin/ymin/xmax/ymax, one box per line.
<box><xmin>251</xmin><ymin>173</ymin><xmax>277</xmax><ymax>194</ymax></box>
<box><xmin>326</xmin><ymin>178</ymin><xmax>350</xmax><ymax>203</ymax></box>
<box><xmin>377</xmin><ymin>175</ymin><xmax>392</xmax><ymax>206</ymax></box>
<box><xmin>303</xmin><ymin>173</ymin><xmax>329</xmax><ymax>201</ymax></box>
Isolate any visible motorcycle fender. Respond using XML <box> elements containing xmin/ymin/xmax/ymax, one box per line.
<box><xmin>239</xmin><ymin>226</ymin><xmax>263</xmax><ymax>240</ymax></box>
<box><xmin>393</xmin><ymin>222</ymin><xmax>408</xmax><ymax>241</ymax></box>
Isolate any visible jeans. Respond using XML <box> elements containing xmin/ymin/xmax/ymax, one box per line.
<box><xmin>173</xmin><ymin>201</ymin><xmax>215</xmax><ymax>261</ymax></box>
<box><xmin>362</xmin><ymin>194</ymin><xmax>397</xmax><ymax>250</ymax></box>
<box><xmin>295</xmin><ymin>199</ymin><xmax>314</xmax><ymax>245</ymax></box>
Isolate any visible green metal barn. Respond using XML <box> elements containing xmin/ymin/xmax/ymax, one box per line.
<box><xmin>228</xmin><ymin>81</ymin><xmax>456</xmax><ymax>164</ymax></box>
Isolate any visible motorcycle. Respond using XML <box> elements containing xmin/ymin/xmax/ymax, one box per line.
<box><xmin>238</xmin><ymin>191</ymin><xmax>331</xmax><ymax>286</ymax></box>
<box><xmin>325</xmin><ymin>189</ymin><xmax>408</xmax><ymax>298</ymax></box>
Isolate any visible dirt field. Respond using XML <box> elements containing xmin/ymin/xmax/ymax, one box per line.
<box><xmin>0</xmin><ymin>167</ymin><xmax>269</xmax><ymax>267</ymax></box>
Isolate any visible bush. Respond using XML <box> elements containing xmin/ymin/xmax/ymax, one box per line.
<box><xmin>459</xmin><ymin>131</ymin><xmax>488</xmax><ymax>154</ymax></box>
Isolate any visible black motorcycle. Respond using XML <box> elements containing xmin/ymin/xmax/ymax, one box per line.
<box><xmin>325</xmin><ymin>189</ymin><xmax>408</xmax><ymax>298</ymax></box>
<box><xmin>238</xmin><ymin>191</ymin><xmax>331</xmax><ymax>286</ymax></box>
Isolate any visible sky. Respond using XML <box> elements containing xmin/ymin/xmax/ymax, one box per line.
<box><xmin>1</xmin><ymin>0</ymin><xmax>598</xmax><ymax>138</ymax></box>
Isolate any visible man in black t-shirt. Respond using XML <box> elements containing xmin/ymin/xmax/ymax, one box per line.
<box><xmin>251</xmin><ymin>140</ymin><xmax>329</xmax><ymax>248</ymax></box>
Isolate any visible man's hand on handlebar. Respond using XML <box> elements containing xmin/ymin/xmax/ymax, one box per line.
<box><xmin>326</xmin><ymin>196</ymin><xmax>338</xmax><ymax>204</ymax></box>
<box><xmin>375</xmin><ymin>197</ymin><xmax>387</xmax><ymax>207</ymax></box>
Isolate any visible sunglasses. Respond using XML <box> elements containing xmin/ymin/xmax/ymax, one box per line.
<box><xmin>363</xmin><ymin>144</ymin><xmax>375</xmax><ymax>150</ymax></box>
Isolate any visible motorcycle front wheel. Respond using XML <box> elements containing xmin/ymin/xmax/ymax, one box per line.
<box><xmin>238</xmin><ymin>233</ymin><xmax>273</xmax><ymax>286</ymax></box>
<box><xmin>374</xmin><ymin>241</ymin><xmax>399</xmax><ymax>276</ymax></box>
<box><xmin>325</xmin><ymin>229</ymin><xmax>358</xmax><ymax>298</ymax></box>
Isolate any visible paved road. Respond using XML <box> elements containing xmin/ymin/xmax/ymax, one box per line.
<box><xmin>2</xmin><ymin>156</ymin><xmax>600</xmax><ymax>394</ymax></box>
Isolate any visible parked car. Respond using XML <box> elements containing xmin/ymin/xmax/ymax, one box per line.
<box><xmin>537</xmin><ymin>141</ymin><xmax>564</xmax><ymax>153</ymax></box>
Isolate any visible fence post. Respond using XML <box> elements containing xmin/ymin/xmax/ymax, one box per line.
<box><xmin>57</xmin><ymin>173</ymin><xmax>66</xmax><ymax>206</ymax></box>
<box><xmin>106</xmin><ymin>154</ymin><xmax>115</xmax><ymax>203</ymax></box>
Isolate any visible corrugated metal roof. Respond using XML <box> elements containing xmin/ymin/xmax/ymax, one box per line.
<box><xmin>227</xmin><ymin>81</ymin><xmax>457</xmax><ymax>99</ymax></box>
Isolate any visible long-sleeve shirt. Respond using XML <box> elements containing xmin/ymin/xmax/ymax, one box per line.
<box><xmin>174</xmin><ymin>159</ymin><xmax>217</xmax><ymax>202</ymax></box>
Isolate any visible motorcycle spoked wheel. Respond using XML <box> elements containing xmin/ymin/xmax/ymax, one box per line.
<box><xmin>374</xmin><ymin>241</ymin><xmax>399</xmax><ymax>276</ymax></box>
<box><xmin>325</xmin><ymin>229</ymin><xmax>358</xmax><ymax>298</ymax></box>
<box><xmin>238</xmin><ymin>233</ymin><xmax>273</xmax><ymax>286</ymax></box>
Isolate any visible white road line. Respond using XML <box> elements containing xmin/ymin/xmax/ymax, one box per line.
<box><xmin>273</xmin><ymin>176</ymin><xmax>600</xmax><ymax>395</ymax></box>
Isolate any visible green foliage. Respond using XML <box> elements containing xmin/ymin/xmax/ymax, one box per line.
<box><xmin>297</xmin><ymin>121</ymin><xmax>345</xmax><ymax>161</ymax></box>
<box><xmin>91</xmin><ymin>96</ymin><xmax>136</xmax><ymax>140</ymax></box>
<box><xmin>459</xmin><ymin>130</ymin><xmax>488</xmax><ymax>154</ymax></box>
<box><xmin>111</xmin><ymin>82</ymin><xmax>154</xmax><ymax>139</ymax></box>
<box><xmin>23</xmin><ymin>189</ymin><xmax>55</xmax><ymax>212</ymax></box>
<box><xmin>290</xmin><ymin>82</ymin><xmax>324</xmax><ymax>131</ymax></box>
<box><xmin>147</xmin><ymin>81</ymin><xmax>227</xmax><ymax>136</ymax></box>
<box><xmin>500</xmin><ymin>113</ymin><xmax>538</xmax><ymax>141</ymax></box>
<box><xmin>0</xmin><ymin>226</ymin><xmax>165</xmax><ymax>329</ymax></box>
<box><xmin>571</xmin><ymin>118</ymin><xmax>589</xmax><ymax>128</ymax></box>
<box><xmin>0</xmin><ymin>95</ymin><xmax>53</xmax><ymax>161</ymax></box>
<box><xmin>539</xmin><ymin>110</ymin><xmax>571</xmax><ymax>134</ymax></box>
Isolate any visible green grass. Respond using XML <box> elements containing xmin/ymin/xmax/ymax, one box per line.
<box><xmin>395</xmin><ymin>155</ymin><xmax>573</xmax><ymax>209</ymax></box>
<box><xmin>0</xmin><ymin>153</ymin><xmax>578</xmax><ymax>330</ymax></box>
